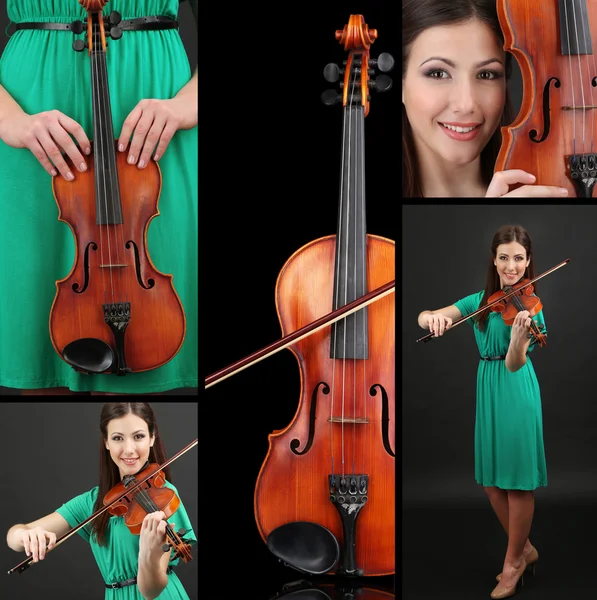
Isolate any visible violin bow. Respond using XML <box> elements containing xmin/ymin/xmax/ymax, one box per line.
<box><xmin>8</xmin><ymin>438</ymin><xmax>198</xmax><ymax>575</ymax></box>
<box><xmin>205</xmin><ymin>279</ymin><xmax>395</xmax><ymax>388</ymax></box>
<box><xmin>416</xmin><ymin>258</ymin><xmax>570</xmax><ymax>344</ymax></box>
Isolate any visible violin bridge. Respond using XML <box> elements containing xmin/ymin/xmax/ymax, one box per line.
<box><xmin>328</xmin><ymin>416</ymin><xmax>369</xmax><ymax>424</ymax></box>
<box><xmin>328</xmin><ymin>474</ymin><xmax>368</xmax><ymax>576</ymax></box>
<box><xmin>99</xmin><ymin>263</ymin><xmax>129</xmax><ymax>268</ymax></box>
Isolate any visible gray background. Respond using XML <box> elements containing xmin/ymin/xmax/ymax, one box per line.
<box><xmin>402</xmin><ymin>204</ymin><xmax>597</xmax><ymax>504</ymax></box>
<box><xmin>0</xmin><ymin>402</ymin><xmax>198</xmax><ymax>600</ymax></box>
<box><xmin>0</xmin><ymin>2</ymin><xmax>198</xmax><ymax>395</ymax></box>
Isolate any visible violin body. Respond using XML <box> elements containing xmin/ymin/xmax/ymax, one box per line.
<box><xmin>103</xmin><ymin>463</ymin><xmax>179</xmax><ymax>533</ymax></box>
<box><xmin>496</xmin><ymin>0</ymin><xmax>597</xmax><ymax>197</ymax></box>
<box><xmin>488</xmin><ymin>278</ymin><xmax>547</xmax><ymax>346</ymax></box>
<box><xmin>254</xmin><ymin>235</ymin><xmax>395</xmax><ymax>576</ymax></box>
<box><xmin>49</xmin><ymin>142</ymin><xmax>186</xmax><ymax>373</ymax></box>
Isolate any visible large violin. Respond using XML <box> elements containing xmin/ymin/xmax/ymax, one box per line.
<box><xmin>49</xmin><ymin>0</ymin><xmax>186</xmax><ymax>376</ymax></box>
<box><xmin>495</xmin><ymin>0</ymin><xmax>597</xmax><ymax>197</ymax></box>
<box><xmin>8</xmin><ymin>438</ymin><xmax>197</xmax><ymax>575</ymax></box>
<box><xmin>253</xmin><ymin>15</ymin><xmax>395</xmax><ymax>577</ymax></box>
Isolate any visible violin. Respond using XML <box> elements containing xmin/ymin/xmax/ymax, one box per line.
<box><xmin>49</xmin><ymin>0</ymin><xmax>186</xmax><ymax>376</ymax></box>
<box><xmin>103</xmin><ymin>461</ymin><xmax>193</xmax><ymax>562</ymax></box>
<box><xmin>416</xmin><ymin>259</ymin><xmax>570</xmax><ymax>344</ymax></box>
<box><xmin>253</xmin><ymin>15</ymin><xmax>395</xmax><ymax>577</ymax></box>
<box><xmin>8</xmin><ymin>438</ymin><xmax>197</xmax><ymax>575</ymax></box>
<box><xmin>495</xmin><ymin>0</ymin><xmax>597</xmax><ymax>197</ymax></box>
<box><xmin>487</xmin><ymin>278</ymin><xmax>547</xmax><ymax>346</ymax></box>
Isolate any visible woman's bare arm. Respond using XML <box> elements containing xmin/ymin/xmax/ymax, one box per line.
<box><xmin>6</xmin><ymin>511</ymin><xmax>70</xmax><ymax>556</ymax></box>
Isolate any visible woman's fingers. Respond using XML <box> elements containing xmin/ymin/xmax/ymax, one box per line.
<box><xmin>486</xmin><ymin>170</ymin><xmax>569</xmax><ymax>198</ymax></box>
<box><xmin>505</xmin><ymin>185</ymin><xmax>569</xmax><ymax>198</ymax></box>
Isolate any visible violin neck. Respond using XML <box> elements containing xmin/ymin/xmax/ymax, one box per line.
<box><xmin>89</xmin><ymin>13</ymin><xmax>123</xmax><ymax>225</ymax></box>
<box><xmin>331</xmin><ymin>91</ymin><xmax>368</xmax><ymax>360</ymax></box>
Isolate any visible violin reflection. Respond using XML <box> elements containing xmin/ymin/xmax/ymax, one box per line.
<box><xmin>269</xmin><ymin>577</ymin><xmax>395</xmax><ymax>600</ymax></box>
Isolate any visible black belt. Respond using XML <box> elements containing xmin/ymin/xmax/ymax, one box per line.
<box><xmin>106</xmin><ymin>575</ymin><xmax>137</xmax><ymax>590</ymax></box>
<box><xmin>106</xmin><ymin>566</ymin><xmax>174</xmax><ymax>589</ymax></box>
<box><xmin>480</xmin><ymin>355</ymin><xmax>506</xmax><ymax>361</ymax></box>
<box><xmin>14</xmin><ymin>15</ymin><xmax>178</xmax><ymax>35</ymax></box>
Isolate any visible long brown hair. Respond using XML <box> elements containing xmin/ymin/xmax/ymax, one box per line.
<box><xmin>475</xmin><ymin>224</ymin><xmax>536</xmax><ymax>331</ymax></box>
<box><xmin>402</xmin><ymin>0</ymin><xmax>514</xmax><ymax>196</ymax></box>
<box><xmin>90</xmin><ymin>403</ymin><xmax>172</xmax><ymax>547</ymax></box>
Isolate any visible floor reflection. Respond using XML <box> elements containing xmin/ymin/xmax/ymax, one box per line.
<box><xmin>269</xmin><ymin>576</ymin><xmax>395</xmax><ymax>599</ymax></box>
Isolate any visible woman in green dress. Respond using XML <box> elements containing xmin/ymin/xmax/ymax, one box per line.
<box><xmin>417</xmin><ymin>224</ymin><xmax>547</xmax><ymax>600</ymax></box>
<box><xmin>6</xmin><ymin>402</ymin><xmax>197</xmax><ymax>599</ymax></box>
<box><xmin>0</xmin><ymin>0</ymin><xmax>198</xmax><ymax>395</ymax></box>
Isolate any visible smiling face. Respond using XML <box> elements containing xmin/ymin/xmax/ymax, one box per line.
<box><xmin>493</xmin><ymin>241</ymin><xmax>530</xmax><ymax>289</ymax></box>
<box><xmin>104</xmin><ymin>413</ymin><xmax>155</xmax><ymax>479</ymax></box>
<box><xmin>402</xmin><ymin>18</ymin><xmax>506</xmax><ymax>168</ymax></box>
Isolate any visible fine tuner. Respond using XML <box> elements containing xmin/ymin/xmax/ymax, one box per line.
<box><xmin>321</xmin><ymin>52</ymin><xmax>394</xmax><ymax>107</ymax></box>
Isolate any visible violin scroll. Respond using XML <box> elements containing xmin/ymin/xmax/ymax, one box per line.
<box><xmin>321</xmin><ymin>15</ymin><xmax>394</xmax><ymax>113</ymax></box>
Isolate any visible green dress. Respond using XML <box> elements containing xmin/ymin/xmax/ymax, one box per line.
<box><xmin>454</xmin><ymin>291</ymin><xmax>548</xmax><ymax>490</ymax></box>
<box><xmin>56</xmin><ymin>481</ymin><xmax>197</xmax><ymax>599</ymax></box>
<box><xmin>0</xmin><ymin>1</ymin><xmax>197</xmax><ymax>393</ymax></box>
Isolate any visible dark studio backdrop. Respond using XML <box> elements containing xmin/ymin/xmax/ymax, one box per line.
<box><xmin>401</xmin><ymin>205</ymin><xmax>597</xmax><ymax>598</ymax></box>
<box><xmin>0</xmin><ymin>2</ymin><xmax>198</xmax><ymax>396</ymax></box>
<box><xmin>0</xmin><ymin>402</ymin><xmax>198</xmax><ymax>600</ymax></box>
<box><xmin>198</xmin><ymin>0</ymin><xmax>398</xmax><ymax>597</ymax></box>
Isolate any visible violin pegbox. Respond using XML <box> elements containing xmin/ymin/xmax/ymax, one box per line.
<box><xmin>321</xmin><ymin>14</ymin><xmax>395</xmax><ymax>115</ymax></box>
<box><xmin>79</xmin><ymin>0</ymin><xmax>109</xmax><ymax>12</ymax></box>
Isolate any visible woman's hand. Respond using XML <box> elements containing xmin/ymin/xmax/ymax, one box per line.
<box><xmin>510</xmin><ymin>310</ymin><xmax>533</xmax><ymax>347</ymax></box>
<box><xmin>486</xmin><ymin>170</ymin><xmax>569</xmax><ymax>197</ymax></box>
<box><xmin>138</xmin><ymin>511</ymin><xmax>172</xmax><ymax>563</ymax></box>
<box><xmin>117</xmin><ymin>97</ymin><xmax>197</xmax><ymax>168</ymax></box>
<box><xmin>16</xmin><ymin>526</ymin><xmax>56</xmax><ymax>562</ymax></box>
<box><xmin>0</xmin><ymin>110</ymin><xmax>90</xmax><ymax>180</ymax></box>
<box><xmin>421</xmin><ymin>312</ymin><xmax>453</xmax><ymax>337</ymax></box>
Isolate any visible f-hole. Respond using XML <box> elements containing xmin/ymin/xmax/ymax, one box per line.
<box><xmin>290</xmin><ymin>382</ymin><xmax>329</xmax><ymax>455</ymax></box>
<box><xmin>529</xmin><ymin>77</ymin><xmax>561</xmax><ymax>143</ymax></box>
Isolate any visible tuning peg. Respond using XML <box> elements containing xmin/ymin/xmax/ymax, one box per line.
<box><xmin>369</xmin><ymin>52</ymin><xmax>395</xmax><ymax>73</ymax></box>
<box><xmin>109</xmin><ymin>26</ymin><xmax>122</xmax><ymax>39</ymax></box>
<box><xmin>109</xmin><ymin>11</ymin><xmax>122</xmax><ymax>26</ymax></box>
<box><xmin>72</xmin><ymin>39</ymin><xmax>86</xmax><ymax>52</ymax></box>
<box><xmin>368</xmin><ymin>74</ymin><xmax>393</xmax><ymax>93</ymax></box>
<box><xmin>321</xmin><ymin>89</ymin><xmax>341</xmax><ymax>106</ymax></box>
<box><xmin>162</xmin><ymin>543</ymin><xmax>170</xmax><ymax>552</ymax></box>
<box><xmin>323</xmin><ymin>63</ymin><xmax>343</xmax><ymax>82</ymax></box>
<box><xmin>71</xmin><ymin>20</ymin><xmax>85</xmax><ymax>35</ymax></box>
<box><xmin>177</xmin><ymin>527</ymin><xmax>187</xmax><ymax>536</ymax></box>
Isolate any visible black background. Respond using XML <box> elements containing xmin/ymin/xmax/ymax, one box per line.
<box><xmin>401</xmin><ymin>205</ymin><xmax>597</xmax><ymax>599</ymax></box>
<box><xmin>198</xmin><ymin>0</ymin><xmax>398</xmax><ymax>597</ymax></box>
<box><xmin>0</xmin><ymin>402</ymin><xmax>198</xmax><ymax>600</ymax></box>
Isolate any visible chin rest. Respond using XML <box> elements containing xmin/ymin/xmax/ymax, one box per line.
<box><xmin>62</xmin><ymin>338</ymin><xmax>114</xmax><ymax>374</ymax></box>
<box><xmin>267</xmin><ymin>521</ymin><xmax>339</xmax><ymax>575</ymax></box>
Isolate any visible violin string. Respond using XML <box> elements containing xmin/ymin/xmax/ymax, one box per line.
<box><xmin>99</xmin><ymin>21</ymin><xmax>129</xmax><ymax>305</ymax></box>
<box><xmin>90</xmin><ymin>19</ymin><xmax>107</xmax><ymax>301</ymax></box>
<box><xmin>578</xmin><ymin>0</ymin><xmax>597</xmax><ymax>154</ymax></box>
<box><xmin>563</xmin><ymin>0</ymin><xmax>577</xmax><ymax>155</ymax></box>
<box><xmin>92</xmin><ymin>17</ymin><xmax>114</xmax><ymax>303</ymax></box>
<box><xmin>570</xmin><ymin>0</ymin><xmax>587</xmax><ymax>152</ymax></box>
<box><xmin>342</xmin><ymin>56</ymin><xmax>361</xmax><ymax>479</ymax></box>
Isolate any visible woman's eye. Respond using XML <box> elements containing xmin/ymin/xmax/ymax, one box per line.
<box><xmin>478</xmin><ymin>70</ymin><xmax>504</xmax><ymax>80</ymax></box>
<box><xmin>425</xmin><ymin>69</ymin><xmax>449</xmax><ymax>79</ymax></box>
